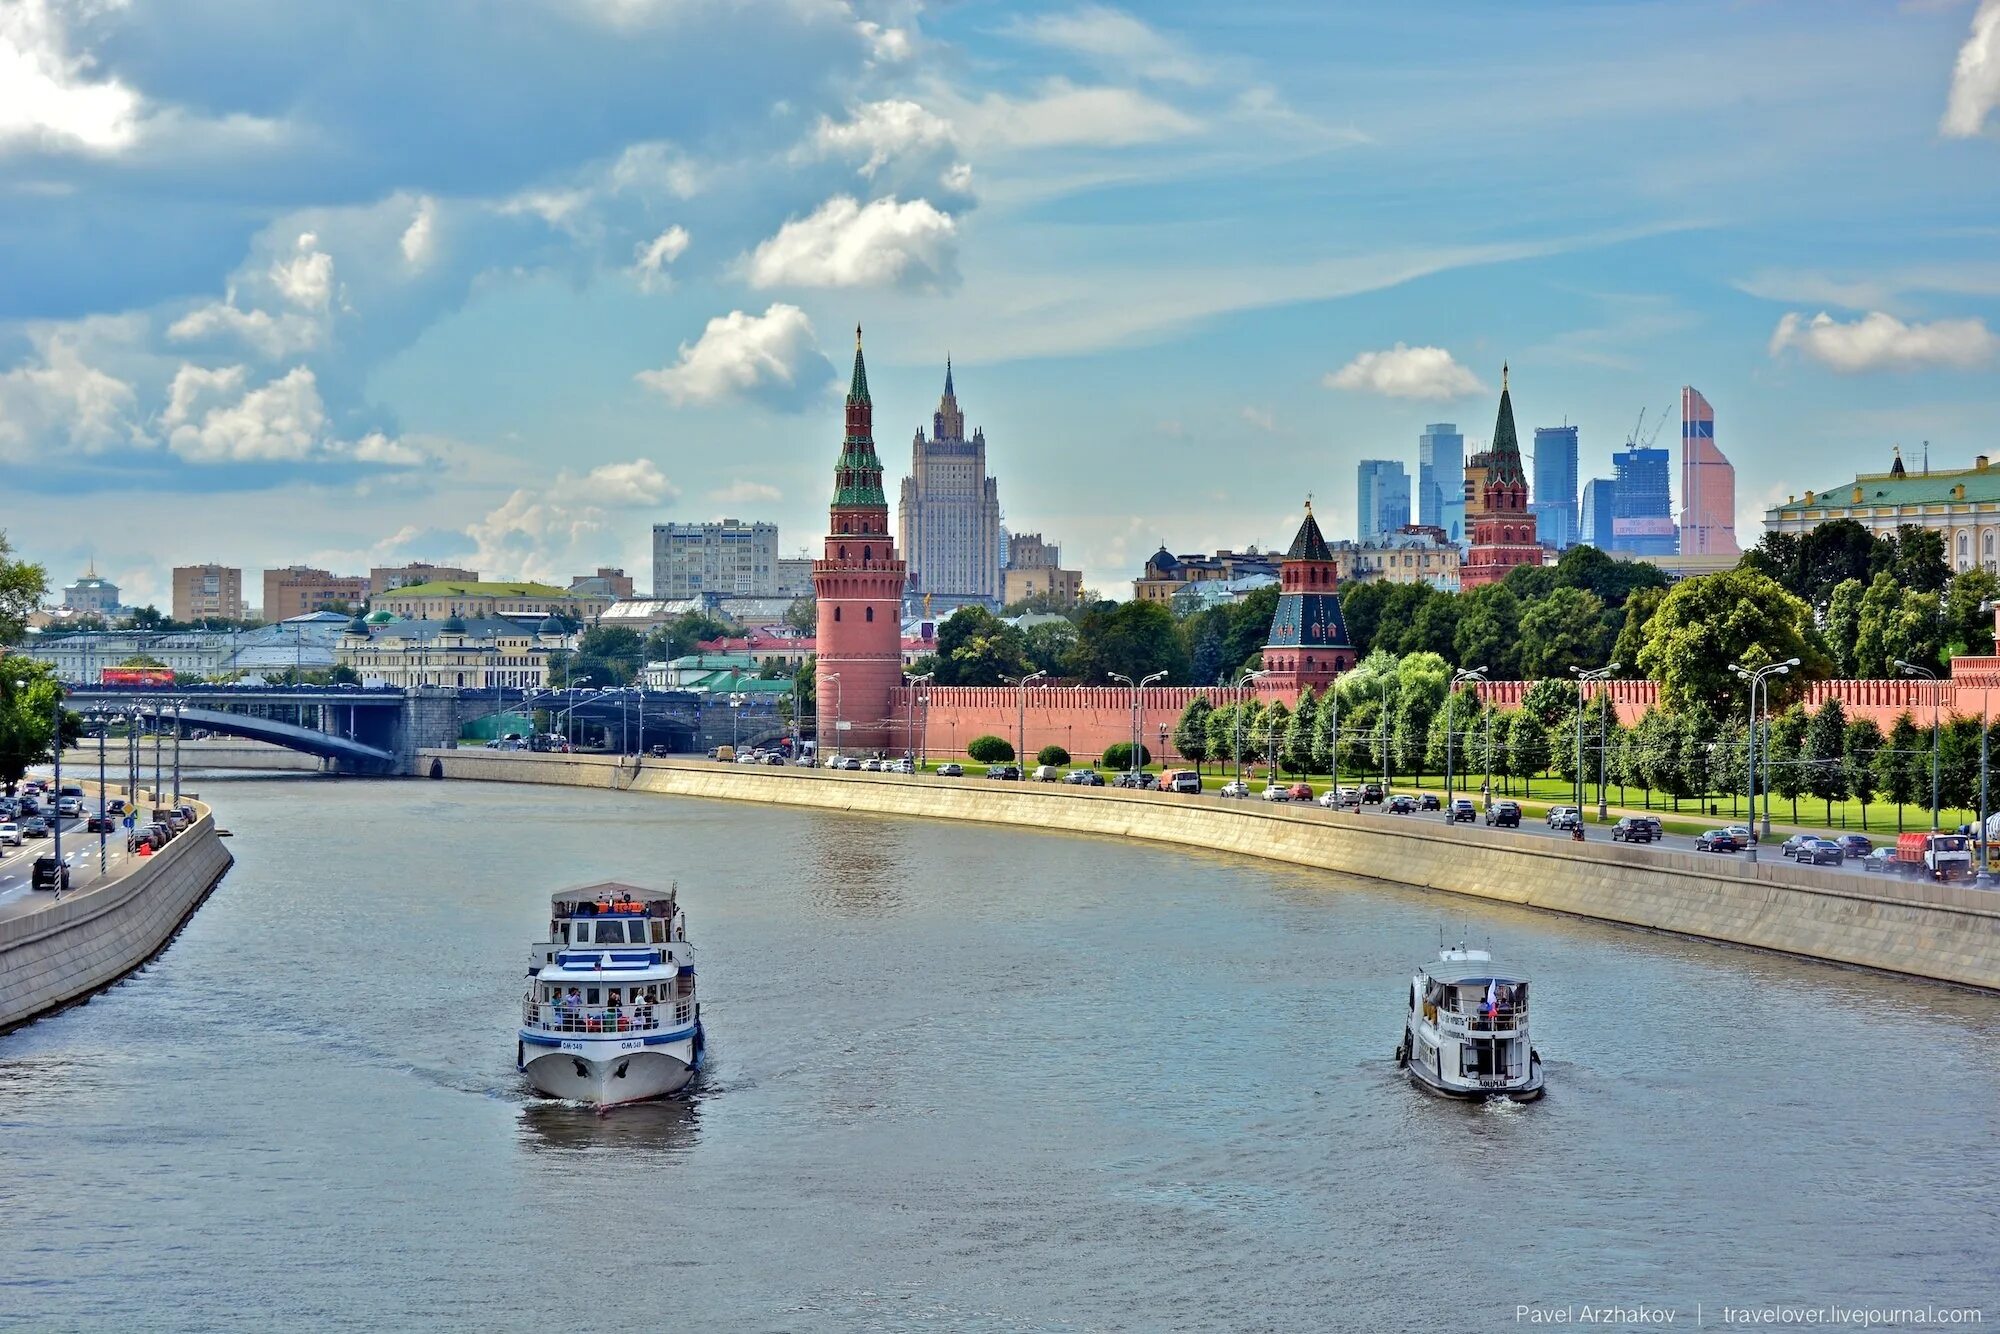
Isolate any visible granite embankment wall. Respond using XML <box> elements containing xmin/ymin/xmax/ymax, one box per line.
<box><xmin>63</xmin><ymin>739</ymin><xmax>322</xmax><ymax>772</ymax></box>
<box><xmin>426</xmin><ymin>749</ymin><xmax>2000</xmax><ymax>991</ymax></box>
<box><xmin>0</xmin><ymin>800</ymin><xmax>233</xmax><ymax>1031</ymax></box>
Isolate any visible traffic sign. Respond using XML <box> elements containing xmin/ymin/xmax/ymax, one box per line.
<box><xmin>122</xmin><ymin>814</ymin><xmax>135</xmax><ymax>828</ymax></box>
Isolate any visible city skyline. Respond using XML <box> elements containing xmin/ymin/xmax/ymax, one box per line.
<box><xmin>2</xmin><ymin>2</ymin><xmax>1998</xmax><ymax>605</ymax></box>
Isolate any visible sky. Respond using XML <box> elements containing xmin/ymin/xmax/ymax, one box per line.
<box><xmin>3</xmin><ymin>0</ymin><xmax>1999</xmax><ymax>609</ymax></box>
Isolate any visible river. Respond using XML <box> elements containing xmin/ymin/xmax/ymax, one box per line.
<box><xmin>3</xmin><ymin>774</ymin><xmax>1996</xmax><ymax>1332</ymax></box>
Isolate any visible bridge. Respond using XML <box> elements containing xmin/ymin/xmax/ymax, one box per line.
<box><xmin>59</xmin><ymin>683</ymin><xmax>779</xmax><ymax>774</ymax></box>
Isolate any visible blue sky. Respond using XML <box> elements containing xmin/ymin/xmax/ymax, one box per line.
<box><xmin>3</xmin><ymin>0</ymin><xmax>1999</xmax><ymax>606</ymax></box>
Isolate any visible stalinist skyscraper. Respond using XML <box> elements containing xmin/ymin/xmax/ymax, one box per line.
<box><xmin>898</xmin><ymin>360</ymin><xmax>1002</xmax><ymax>611</ymax></box>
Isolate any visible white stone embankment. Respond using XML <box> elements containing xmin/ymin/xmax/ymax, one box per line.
<box><xmin>0</xmin><ymin>797</ymin><xmax>233</xmax><ymax>1031</ymax></box>
<box><xmin>425</xmin><ymin>749</ymin><xmax>2000</xmax><ymax>991</ymax></box>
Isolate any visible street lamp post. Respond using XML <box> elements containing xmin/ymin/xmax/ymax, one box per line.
<box><xmin>1896</xmin><ymin>659</ymin><xmax>1943</xmax><ymax>831</ymax></box>
<box><xmin>91</xmin><ymin>712</ymin><xmax>108</xmax><ymax>875</ymax></box>
<box><xmin>1569</xmin><ymin>663</ymin><xmax>1620</xmax><ymax>822</ymax></box>
<box><xmin>1445</xmin><ymin>667</ymin><xmax>1487</xmax><ymax>819</ymax></box>
<box><xmin>171</xmin><ymin>697</ymin><xmax>188</xmax><ymax>802</ymax></box>
<box><xmin>1109</xmin><ymin>671</ymin><xmax>1167</xmax><ymax>776</ymax></box>
<box><xmin>1003</xmin><ymin>670</ymin><xmax>1047</xmax><ymax>771</ymax></box>
<box><xmin>1729</xmin><ymin>658</ymin><xmax>1798</xmax><ymax>858</ymax></box>
<box><xmin>1378</xmin><ymin>676</ymin><xmax>1393</xmax><ymax>795</ymax></box>
<box><xmin>728</xmin><ymin>691</ymin><xmax>746</xmax><ymax>752</ymax></box>
<box><xmin>906</xmin><ymin>672</ymin><xmax>934</xmax><ymax>769</ymax></box>
<box><xmin>1232</xmin><ymin>669</ymin><xmax>1268</xmax><ymax>789</ymax></box>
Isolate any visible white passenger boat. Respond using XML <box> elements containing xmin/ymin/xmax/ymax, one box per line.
<box><xmin>517</xmin><ymin>882</ymin><xmax>705</xmax><ymax>1106</ymax></box>
<box><xmin>1396</xmin><ymin>945</ymin><xmax>1544</xmax><ymax>1101</ymax></box>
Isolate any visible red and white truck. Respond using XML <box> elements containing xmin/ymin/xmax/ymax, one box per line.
<box><xmin>1894</xmin><ymin>831</ymin><xmax>1976</xmax><ymax>881</ymax></box>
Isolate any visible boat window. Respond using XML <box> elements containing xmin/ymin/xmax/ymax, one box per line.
<box><xmin>586</xmin><ymin>988</ymin><xmax>600</xmax><ymax>1004</ymax></box>
<box><xmin>558</xmin><ymin>921</ymin><xmax>570</xmax><ymax>943</ymax></box>
<box><xmin>600</xmin><ymin>920</ymin><xmax>627</xmax><ymax>944</ymax></box>
<box><xmin>650</xmin><ymin>919</ymin><xmax>667</xmax><ymax>943</ymax></box>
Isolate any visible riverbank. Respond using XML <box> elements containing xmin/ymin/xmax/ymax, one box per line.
<box><xmin>426</xmin><ymin>748</ymin><xmax>2000</xmax><ymax>991</ymax></box>
<box><xmin>0</xmin><ymin>791</ymin><xmax>233</xmax><ymax>1031</ymax></box>
<box><xmin>63</xmin><ymin>738</ymin><xmax>323</xmax><ymax>773</ymax></box>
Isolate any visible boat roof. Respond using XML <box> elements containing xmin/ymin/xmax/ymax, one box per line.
<box><xmin>1423</xmin><ymin>961</ymin><xmax>1525</xmax><ymax>984</ymax></box>
<box><xmin>549</xmin><ymin>881</ymin><xmax>674</xmax><ymax>905</ymax></box>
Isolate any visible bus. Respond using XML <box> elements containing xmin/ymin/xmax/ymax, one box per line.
<box><xmin>100</xmin><ymin>667</ymin><xmax>175</xmax><ymax>687</ymax></box>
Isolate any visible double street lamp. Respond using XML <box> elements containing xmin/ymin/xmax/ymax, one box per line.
<box><xmin>1108</xmin><ymin>670</ymin><xmax>1167</xmax><ymax>776</ymax></box>
<box><xmin>905</xmin><ymin>671</ymin><xmax>934</xmax><ymax>770</ymax></box>
<box><xmin>1729</xmin><ymin>658</ymin><xmax>1798</xmax><ymax>857</ymax></box>
<box><xmin>1569</xmin><ymin>662</ymin><xmax>1620</xmax><ymax>822</ymax></box>
<box><xmin>9</xmin><ymin>673</ymin><xmax>67</xmax><ymax>893</ymax></box>
<box><xmin>1896</xmin><ymin>658</ymin><xmax>1943</xmax><ymax>831</ymax></box>
<box><xmin>1233</xmin><ymin>669</ymin><xmax>1269</xmax><ymax>789</ymax></box>
<box><xmin>1444</xmin><ymin>667</ymin><xmax>1486</xmax><ymax>818</ymax></box>
<box><xmin>1002</xmin><ymin>670</ymin><xmax>1047</xmax><ymax>771</ymax></box>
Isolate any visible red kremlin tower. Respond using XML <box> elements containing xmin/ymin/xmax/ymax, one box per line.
<box><xmin>1459</xmin><ymin>364</ymin><xmax>1542</xmax><ymax>588</ymax></box>
<box><xmin>813</xmin><ymin>326</ymin><xmax>907</xmax><ymax>754</ymax></box>
<box><xmin>1256</xmin><ymin>499</ymin><xmax>1355</xmax><ymax>699</ymax></box>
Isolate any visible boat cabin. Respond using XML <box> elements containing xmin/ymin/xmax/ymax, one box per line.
<box><xmin>523</xmin><ymin>881</ymin><xmax>697</xmax><ymax>1037</ymax></box>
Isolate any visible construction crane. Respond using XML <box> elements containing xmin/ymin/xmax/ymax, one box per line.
<box><xmin>1626</xmin><ymin>405</ymin><xmax>1673</xmax><ymax>449</ymax></box>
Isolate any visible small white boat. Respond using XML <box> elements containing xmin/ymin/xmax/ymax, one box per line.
<box><xmin>517</xmin><ymin>881</ymin><xmax>705</xmax><ymax>1106</ymax></box>
<box><xmin>1396</xmin><ymin>945</ymin><xmax>1544</xmax><ymax>1101</ymax></box>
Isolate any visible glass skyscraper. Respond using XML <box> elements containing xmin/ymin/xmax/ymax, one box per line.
<box><xmin>1418</xmin><ymin>423</ymin><xmax>1465</xmax><ymax>544</ymax></box>
<box><xmin>1355</xmin><ymin>459</ymin><xmax>1411</xmax><ymax>543</ymax></box>
<box><xmin>1580</xmin><ymin>478</ymin><xmax>1618</xmax><ymax>551</ymax></box>
<box><xmin>1530</xmin><ymin>425</ymin><xmax>1579</xmax><ymax>551</ymax></box>
<box><xmin>1611</xmin><ymin>445</ymin><xmax>1676</xmax><ymax>556</ymax></box>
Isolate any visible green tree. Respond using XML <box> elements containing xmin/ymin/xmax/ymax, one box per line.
<box><xmin>1940</xmin><ymin>716</ymin><xmax>1981</xmax><ymax>816</ymax></box>
<box><xmin>1312</xmin><ymin>686</ymin><xmax>1341</xmax><ymax>779</ymax></box>
<box><xmin>645</xmin><ymin>611</ymin><xmax>734</xmax><ymax>663</ymax></box>
<box><xmin>1632</xmin><ymin>707</ymin><xmax>1676</xmax><ymax>811</ymax></box>
<box><xmin>783</xmin><ymin>596</ymin><xmax>815</xmax><ymax>634</ymax></box>
<box><xmin>1036</xmin><ymin>744</ymin><xmax>1071</xmax><ymax>767</ymax></box>
<box><xmin>1550</xmin><ymin>544</ymin><xmax>1669</xmax><ymax>607</ymax></box>
<box><xmin>1393</xmin><ymin>667</ymin><xmax>1445</xmax><ymax>785</ymax></box>
<box><xmin>1425</xmin><ymin>687</ymin><xmax>1480</xmax><ymax>790</ymax></box>
<box><xmin>1206</xmin><ymin>701</ymin><xmax>1237</xmax><ymax>774</ymax></box>
<box><xmin>1187</xmin><ymin>619</ymin><xmax>1227</xmax><ymax>686</ymax></box>
<box><xmin>1339</xmin><ymin>582</ymin><xmax>1394</xmax><ymax>659</ymax></box>
<box><xmin>1877</xmin><ymin>712</ymin><xmax>1922</xmax><ymax>831</ymax></box>
<box><xmin>1609</xmin><ymin>585</ymin><xmax>1666</xmax><ymax>680</ymax></box>
<box><xmin>1823</xmin><ymin>578</ymin><xmax>1865</xmax><ymax>678</ymax></box>
<box><xmin>1284</xmin><ymin>688</ymin><xmax>1318</xmax><ymax>775</ymax></box>
<box><xmin>1173</xmin><ymin>695</ymin><xmax>1213</xmax><ymax>772</ymax></box>
<box><xmin>1221</xmin><ymin>585</ymin><xmax>1280</xmax><ymax>673</ymax></box>
<box><xmin>1804</xmin><ymin>698</ymin><xmax>1851</xmax><ymax>823</ymax></box>
<box><xmin>1517</xmin><ymin>586</ymin><xmax>1607</xmax><ymax>680</ymax></box>
<box><xmin>1768</xmin><ymin>703</ymin><xmax>1810</xmax><ymax>822</ymax></box>
<box><xmin>1636</xmin><ymin>568</ymin><xmax>1828</xmax><ymax>714</ymax></box>
<box><xmin>1942</xmin><ymin>568</ymin><xmax>2000</xmax><ymax>661</ymax></box>
<box><xmin>933</xmin><ymin>606</ymin><xmax>1030</xmax><ymax>687</ymax></box>
<box><xmin>1450</xmin><ymin>585</ymin><xmax>1520</xmax><ymax>679</ymax></box>
<box><xmin>1518</xmin><ymin>676</ymin><xmax>1580</xmax><ymax>727</ymax></box>
<box><xmin>1885</xmin><ymin>525</ymin><xmax>1949</xmax><ymax>595</ymax></box>
<box><xmin>966</xmin><ymin>734</ymin><xmax>1014</xmax><ymax>763</ymax></box>
<box><xmin>0</xmin><ymin>663</ymin><xmax>79</xmax><ymax>789</ymax></box>
<box><xmin>0</xmin><ymin>534</ymin><xmax>48</xmax><ymax>646</ymax></box>
<box><xmin>1102</xmin><ymin>741</ymin><xmax>1153</xmax><ymax>769</ymax></box>
<box><xmin>565</xmin><ymin>626</ymin><xmax>646</xmax><ymax>686</ymax></box>
<box><xmin>1021</xmin><ymin>619</ymin><xmax>1079</xmax><ymax>676</ymax></box>
<box><xmin>1844</xmin><ymin>717</ymin><xmax>1884</xmax><ymax>828</ymax></box>
<box><xmin>1070</xmin><ymin>599</ymin><xmax>1190</xmax><ymax>684</ymax></box>
<box><xmin>1260</xmin><ymin>700</ymin><xmax>1291</xmax><ymax>775</ymax></box>
<box><xmin>1506</xmin><ymin>709</ymin><xmax>1550</xmax><ymax>793</ymax></box>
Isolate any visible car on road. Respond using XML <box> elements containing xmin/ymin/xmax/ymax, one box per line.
<box><xmin>1780</xmin><ymin>833</ymin><xmax>1816</xmax><ymax>860</ymax></box>
<box><xmin>1835</xmin><ymin>834</ymin><xmax>1874</xmax><ymax>859</ymax></box>
<box><xmin>1289</xmin><ymin>782</ymin><xmax>1314</xmax><ymax>802</ymax></box>
<box><xmin>16</xmin><ymin>797</ymin><xmax>39</xmax><ymax>817</ymax></box>
<box><xmin>22</xmin><ymin>816</ymin><xmax>50</xmax><ymax>838</ymax></box>
<box><xmin>1694</xmin><ymin>829</ymin><xmax>1743</xmax><ymax>853</ymax></box>
<box><xmin>1862</xmin><ymin>847</ymin><xmax>1902</xmax><ymax>874</ymax></box>
<box><xmin>1262</xmin><ymin>783</ymin><xmax>1292</xmax><ymax>802</ymax></box>
<box><xmin>85</xmin><ymin>813</ymin><xmax>114</xmax><ymax>833</ymax></box>
<box><xmin>1032</xmin><ymin>765</ymin><xmax>1062</xmax><ymax>782</ymax></box>
<box><xmin>1417</xmin><ymin>793</ymin><xmax>1441</xmax><ymax>811</ymax></box>
<box><xmin>1219</xmin><ymin>780</ymin><xmax>1250</xmax><ymax>798</ymax></box>
<box><xmin>57</xmin><ymin>796</ymin><xmax>84</xmax><ymax>818</ymax></box>
<box><xmin>0</xmin><ymin>822</ymin><xmax>18</xmax><ymax>846</ymax></box>
<box><xmin>1112</xmin><ymin>771</ymin><xmax>1159</xmax><ymax>790</ymax></box>
<box><xmin>1163</xmin><ymin>770</ymin><xmax>1202</xmax><ymax>795</ymax></box>
<box><xmin>1064</xmin><ymin>770</ymin><xmax>1105</xmax><ymax>786</ymax></box>
<box><xmin>1361</xmin><ymin>783</ymin><xmax>1385</xmax><ymax>805</ymax></box>
<box><xmin>106</xmin><ymin>798</ymin><xmax>127</xmax><ymax>815</ymax></box>
<box><xmin>936</xmin><ymin>762</ymin><xmax>963</xmax><ymax>777</ymax></box>
<box><xmin>1449</xmin><ymin>798</ymin><xmax>1477</xmax><ymax>823</ymax></box>
<box><xmin>1546</xmin><ymin>806</ymin><xmax>1582</xmax><ymax>831</ymax></box>
<box><xmin>1484</xmin><ymin>801</ymin><xmax>1522</xmax><ymax>828</ymax></box>
<box><xmin>31</xmin><ymin>855</ymin><xmax>68</xmax><ymax>892</ymax></box>
<box><xmin>985</xmin><ymin>765</ymin><xmax>1021</xmax><ymax>781</ymax></box>
<box><xmin>861</xmin><ymin>758</ymin><xmax>883</xmax><ymax>772</ymax></box>
<box><xmin>1385</xmin><ymin>794</ymin><xmax>1417</xmax><ymax>814</ymax></box>
<box><xmin>1609</xmin><ymin>817</ymin><xmax>1656</xmax><ymax>843</ymax></box>
<box><xmin>1316</xmin><ymin>788</ymin><xmax>1345</xmax><ymax>809</ymax></box>
<box><xmin>833</xmin><ymin>756</ymin><xmax>863</xmax><ymax>771</ymax></box>
<box><xmin>1723</xmin><ymin>825</ymin><xmax>1756</xmax><ymax>846</ymax></box>
<box><xmin>1334</xmin><ymin>786</ymin><xmax>1362</xmax><ymax>809</ymax></box>
<box><xmin>1797</xmin><ymin>838</ymin><xmax>1845</xmax><ymax>866</ymax></box>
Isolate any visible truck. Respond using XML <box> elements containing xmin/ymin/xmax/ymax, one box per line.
<box><xmin>1894</xmin><ymin>831</ymin><xmax>1975</xmax><ymax>881</ymax></box>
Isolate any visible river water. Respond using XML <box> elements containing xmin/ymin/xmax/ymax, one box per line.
<box><xmin>2</xmin><ymin>774</ymin><xmax>1996</xmax><ymax>1332</ymax></box>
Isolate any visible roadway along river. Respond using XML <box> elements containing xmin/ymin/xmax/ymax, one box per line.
<box><xmin>3</xmin><ymin>774</ymin><xmax>1997</xmax><ymax>1331</ymax></box>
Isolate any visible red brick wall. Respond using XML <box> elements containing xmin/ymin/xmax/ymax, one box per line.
<box><xmin>888</xmin><ymin>685</ymin><xmax>1253</xmax><ymax>764</ymax></box>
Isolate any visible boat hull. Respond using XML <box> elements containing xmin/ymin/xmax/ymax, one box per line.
<box><xmin>518</xmin><ymin>1026</ymin><xmax>703</xmax><ymax>1106</ymax></box>
<box><xmin>1400</xmin><ymin>1033</ymin><xmax>1544</xmax><ymax>1102</ymax></box>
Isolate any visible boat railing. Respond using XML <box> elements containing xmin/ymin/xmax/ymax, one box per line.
<box><xmin>522</xmin><ymin>1001</ymin><xmax>692</xmax><ymax>1035</ymax></box>
<box><xmin>1436</xmin><ymin>1008</ymin><xmax>1526</xmax><ymax>1034</ymax></box>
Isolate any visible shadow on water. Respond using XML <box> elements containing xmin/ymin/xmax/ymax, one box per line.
<box><xmin>515</xmin><ymin>1088</ymin><xmax>704</xmax><ymax>1156</ymax></box>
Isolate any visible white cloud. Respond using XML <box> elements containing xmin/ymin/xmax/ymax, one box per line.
<box><xmin>606</xmin><ymin>141</ymin><xmax>703</xmax><ymax>200</ymax></box>
<box><xmin>0</xmin><ymin>0</ymin><xmax>140</xmax><ymax>154</ymax></box>
<box><xmin>1240</xmin><ymin>406</ymin><xmax>1277</xmax><ymax>433</ymax></box>
<box><xmin>457</xmin><ymin>457</ymin><xmax>669</xmax><ymax>583</ymax></box>
<box><xmin>636</xmin><ymin>303</ymin><xmax>828</xmax><ymax>410</ymax></box>
<box><xmin>270</xmin><ymin>231</ymin><xmax>334</xmax><ymax>309</ymax></box>
<box><xmin>400</xmin><ymin>197</ymin><xmax>438</xmax><ymax>268</ymax></box>
<box><xmin>808</xmin><ymin>99</ymin><xmax>954</xmax><ymax>176</ymax></box>
<box><xmin>499</xmin><ymin>187</ymin><xmax>593</xmax><ymax>232</ymax></box>
<box><xmin>1942</xmin><ymin>0</ymin><xmax>2000</xmax><ymax>137</ymax></box>
<box><xmin>709</xmin><ymin>479</ymin><xmax>782</xmax><ymax>505</ymax></box>
<box><xmin>957</xmin><ymin>80</ymin><xmax>1199</xmax><ymax>149</ymax></box>
<box><xmin>0</xmin><ymin>335</ymin><xmax>144</xmax><ymax>457</ymax></box>
<box><xmin>856</xmin><ymin>20</ymin><xmax>911</xmax><ymax>63</ymax></box>
<box><xmin>631</xmin><ymin>224</ymin><xmax>690</xmax><ymax>292</ymax></box>
<box><xmin>746</xmin><ymin>195</ymin><xmax>958</xmax><ymax>290</ymax></box>
<box><xmin>1009</xmin><ymin>6</ymin><xmax>1207</xmax><ymax>86</ymax></box>
<box><xmin>1325</xmin><ymin>344</ymin><xmax>1485</xmax><ymax>400</ymax></box>
<box><xmin>1768</xmin><ymin>310</ymin><xmax>2000</xmax><ymax>372</ymax></box>
<box><xmin>161</xmin><ymin>363</ymin><xmax>425</xmax><ymax>466</ymax></box>
<box><xmin>942</xmin><ymin>161</ymin><xmax>973</xmax><ymax>193</ymax></box>
<box><xmin>167</xmin><ymin>299</ymin><xmax>321</xmax><ymax>358</ymax></box>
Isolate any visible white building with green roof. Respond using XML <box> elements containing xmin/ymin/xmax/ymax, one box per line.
<box><xmin>1764</xmin><ymin>447</ymin><xmax>2000</xmax><ymax>574</ymax></box>
<box><xmin>372</xmin><ymin>580</ymin><xmax>614</xmax><ymax>622</ymax></box>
